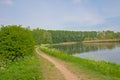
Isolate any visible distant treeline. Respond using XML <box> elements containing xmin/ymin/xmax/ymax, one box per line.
<box><xmin>32</xmin><ymin>29</ymin><xmax>120</xmax><ymax>44</ymax></box>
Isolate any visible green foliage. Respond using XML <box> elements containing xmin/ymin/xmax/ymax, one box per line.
<box><xmin>32</xmin><ymin>29</ymin><xmax>120</xmax><ymax>44</ymax></box>
<box><xmin>48</xmin><ymin>30</ymin><xmax>85</xmax><ymax>43</ymax></box>
<box><xmin>0</xmin><ymin>54</ymin><xmax>43</xmax><ymax>80</ymax></box>
<box><xmin>32</xmin><ymin>28</ymin><xmax>52</xmax><ymax>45</ymax></box>
<box><xmin>0</xmin><ymin>25</ymin><xmax>35</xmax><ymax>61</ymax></box>
<box><xmin>40</xmin><ymin>45</ymin><xmax>120</xmax><ymax>79</ymax></box>
<box><xmin>48</xmin><ymin>30</ymin><xmax>120</xmax><ymax>43</ymax></box>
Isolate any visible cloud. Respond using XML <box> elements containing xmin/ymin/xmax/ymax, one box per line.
<box><xmin>3</xmin><ymin>0</ymin><xmax>13</xmax><ymax>5</ymax></box>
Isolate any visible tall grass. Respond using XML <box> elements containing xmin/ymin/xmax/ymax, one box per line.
<box><xmin>40</xmin><ymin>45</ymin><xmax>120</xmax><ymax>78</ymax></box>
<box><xmin>0</xmin><ymin>53</ymin><xmax>43</xmax><ymax>80</ymax></box>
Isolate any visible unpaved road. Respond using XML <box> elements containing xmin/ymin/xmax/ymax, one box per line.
<box><xmin>36</xmin><ymin>48</ymin><xmax>80</xmax><ymax>80</ymax></box>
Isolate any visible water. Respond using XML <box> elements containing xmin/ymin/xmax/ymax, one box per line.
<box><xmin>50</xmin><ymin>42</ymin><xmax>120</xmax><ymax>64</ymax></box>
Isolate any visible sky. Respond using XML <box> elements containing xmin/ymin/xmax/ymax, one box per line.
<box><xmin>0</xmin><ymin>0</ymin><xmax>120</xmax><ymax>31</ymax></box>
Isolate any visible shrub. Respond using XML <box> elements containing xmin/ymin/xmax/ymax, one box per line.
<box><xmin>0</xmin><ymin>25</ymin><xmax>35</xmax><ymax>61</ymax></box>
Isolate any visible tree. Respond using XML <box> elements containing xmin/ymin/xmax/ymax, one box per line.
<box><xmin>32</xmin><ymin>28</ymin><xmax>52</xmax><ymax>45</ymax></box>
<box><xmin>0</xmin><ymin>25</ymin><xmax>35</xmax><ymax>61</ymax></box>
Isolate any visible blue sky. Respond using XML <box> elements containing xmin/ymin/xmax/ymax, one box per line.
<box><xmin>0</xmin><ymin>0</ymin><xmax>120</xmax><ymax>31</ymax></box>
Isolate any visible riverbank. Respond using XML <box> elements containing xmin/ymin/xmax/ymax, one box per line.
<box><xmin>40</xmin><ymin>45</ymin><xmax>120</xmax><ymax>80</ymax></box>
<box><xmin>83</xmin><ymin>39</ymin><xmax>120</xmax><ymax>43</ymax></box>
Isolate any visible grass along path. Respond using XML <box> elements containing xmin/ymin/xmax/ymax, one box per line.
<box><xmin>0</xmin><ymin>51</ymin><xmax>66</xmax><ymax>80</ymax></box>
<box><xmin>37</xmin><ymin>51</ymin><xmax>65</xmax><ymax>80</ymax></box>
<box><xmin>36</xmin><ymin>48</ymin><xmax>80</xmax><ymax>80</ymax></box>
<box><xmin>40</xmin><ymin>47</ymin><xmax>116</xmax><ymax>80</ymax></box>
<box><xmin>40</xmin><ymin>45</ymin><xmax>120</xmax><ymax>80</ymax></box>
<box><xmin>0</xmin><ymin>54</ymin><xmax>43</xmax><ymax>80</ymax></box>
<box><xmin>37</xmin><ymin>47</ymin><xmax>114</xmax><ymax>80</ymax></box>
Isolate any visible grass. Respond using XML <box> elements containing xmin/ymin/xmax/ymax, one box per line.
<box><xmin>40</xmin><ymin>45</ymin><xmax>120</xmax><ymax>79</ymax></box>
<box><xmin>37</xmin><ymin>54</ymin><xmax>65</xmax><ymax>80</ymax></box>
<box><xmin>0</xmin><ymin>53</ymin><xmax>43</xmax><ymax>80</ymax></box>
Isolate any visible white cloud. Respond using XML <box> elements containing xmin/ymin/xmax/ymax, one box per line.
<box><xmin>3</xmin><ymin>0</ymin><xmax>13</xmax><ymax>5</ymax></box>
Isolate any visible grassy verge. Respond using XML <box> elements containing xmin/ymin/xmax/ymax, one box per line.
<box><xmin>37</xmin><ymin>54</ymin><xmax>65</xmax><ymax>80</ymax></box>
<box><xmin>40</xmin><ymin>45</ymin><xmax>120</xmax><ymax>79</ymax></box>
<box><xmin>0</xmin><ymin>53</ymin><xmax>43</xmax><ymax>80</ymax></box>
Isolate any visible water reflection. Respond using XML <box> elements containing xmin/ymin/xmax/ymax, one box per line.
<box><xmin>74</xmin><ymin>47</ymin><xmax>120</xmax><ymax>64</ymax></box>
<box><xmin>50</xmin><ymin>42</ymin><xmax>120</xmax><ymax>64</ymax></box>
<box><xmin>50</xmin><ymin>43</ymin><xmax>120</xmax><ymax>54</ymax></box>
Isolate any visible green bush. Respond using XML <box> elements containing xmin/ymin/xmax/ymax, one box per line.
<box><xmin>0</xmin><ymin>25</ymin><xmax>35</xmax><ymax>61</ymax></box>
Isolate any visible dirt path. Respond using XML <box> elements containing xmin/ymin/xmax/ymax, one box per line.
<box><xmin>36</xmin><ymin>48</ymin><xmax>80</xmax><ymax>80</ymax></box>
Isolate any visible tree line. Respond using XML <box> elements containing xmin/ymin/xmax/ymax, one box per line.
<box><xmin>32</xmin><ymin>29</ymin><xmax>120</xmax><ymax>44</ymax></box>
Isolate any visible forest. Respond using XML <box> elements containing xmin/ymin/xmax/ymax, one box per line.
<box><xmin>32</xmin><ymin>28</ymin><xmax>120</xmax><ymax>44</ymax></box>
